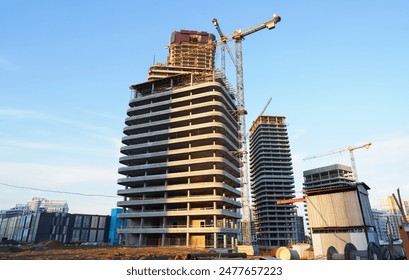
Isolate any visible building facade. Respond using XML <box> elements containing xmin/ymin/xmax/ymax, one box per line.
<box><xmin>372</xmin><ymin>209</ymin><xmax>392</xmax><ymax>243</ymax></box>
<box><xmin>294</xmin><ymin>216</ymin><xmax>307</xmax><ymax>243</ymax></box>
<box><xmin>117</xmin><ymin>30</ymin><xmax>241</xmax><ymax>248</ymax></box>
<box><xmin>108</xmin><ymin>208</ymin><xmax>124</xmax><ymax>244</ymax></box>
<box><xmin>0</xmin><ymin>212</ymin><xmax>110</xmax><ymax>244</ymax></box>
<box><xmin>249</xmin><ymin>115</ymin><xmax>297</xmax><ymax>247</ymax></box>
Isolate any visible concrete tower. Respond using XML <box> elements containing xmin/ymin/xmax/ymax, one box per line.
<box><xmin>117</xmin><ymin>30</ymin><xmax>241</xmax><ymax>248</ymax></box>
<box><xmin>249</xmin><ymin>115</ymin><xmax>297</xmax><ymax>247</ymax></box>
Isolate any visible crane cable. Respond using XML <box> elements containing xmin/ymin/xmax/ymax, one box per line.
<box><xmin>0</xmin><ymin>182</ymin><xmax>117</xmax><ymax>198</ymax></box>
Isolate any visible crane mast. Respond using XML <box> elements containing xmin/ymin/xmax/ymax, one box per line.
<box><xmin>212</xmin><ymin>15</ymin><xmax>281</xmax><ymax>246</ymax></box>
<box><xmin>347</xmin><ymin>143</ymin><xmax>372</xmax><ymax>181</ymax></box>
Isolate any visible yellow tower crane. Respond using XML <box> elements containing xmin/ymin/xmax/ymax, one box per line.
<box><xmin>211</xmin><ymin>15</ymin><xmax>281</xmax><ymax>246</ymax></box>
<box><xmin>303</xmin><ymin>142</ymin><xmax>372</xmax><ymax>182</ymax></box>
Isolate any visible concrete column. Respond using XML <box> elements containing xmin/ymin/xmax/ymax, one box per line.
<box><xmin>186</xmin><ymin>232</ymin><xmax>190</xmax><ymax>246</ymax></box>
<box><xmin>164</xmin><ymin>192</ymin><xmax>167</xmax><ymax>212</ymax></box>
<box><xmin>161</xmin><ymin>233</ymin><xmax>165</xmax><ymax>246</ymax></box>
<box><xmin>223</xmin><ymin>234</ymin><xmax>227</xmax><ymax>248</ymax></box>
<box><xmin>138</xmin><ymin>234</ymin><xmax>143</xmax><ymax>247</ymax></box>
<box><xmin>213</xmin><ymin>233</ymin><xmax>217</xmax><ymax>249</ymax></box>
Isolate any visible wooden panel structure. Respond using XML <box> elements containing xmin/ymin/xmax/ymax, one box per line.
<box><xmin>357</xmin><ymin>185</ymin><xmax>376</xmax><ymax>226</ymax></box>
<box><xmin>306</xmin><ymin>190</ymin><xmax>364</xmax><ymax>228</ymax></box>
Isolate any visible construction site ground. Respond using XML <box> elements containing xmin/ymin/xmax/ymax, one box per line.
<box><xmin>0</xmin><ymin>241</ymin><xmax>217</xmax><ymax>260</ymax></box>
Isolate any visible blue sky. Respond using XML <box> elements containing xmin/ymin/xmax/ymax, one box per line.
<box><xmin>0</xmin><ymin>0</ymin><xmax>408</xmax><ymax>215</ymax></box>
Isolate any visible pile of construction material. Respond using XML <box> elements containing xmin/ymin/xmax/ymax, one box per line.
<box><xmin>260</xmin><ymin>243</ymin><xmax>314</xmax><ymax>260</ymax></box>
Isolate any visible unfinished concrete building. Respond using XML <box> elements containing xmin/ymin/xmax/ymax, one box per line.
<box><xmin>249</xmin><ymin>115</ymin><xmax>297</xmax><ymax>247</ymax></box>
<box><xmin>117</xmin><ymin>30</ymin><xmax>241</xmax><ymax>248</ymax></box>
<box><xmin>303</xmin><ymin>164</ymin><xmax>355</xmax><ymax>190</ymax></box>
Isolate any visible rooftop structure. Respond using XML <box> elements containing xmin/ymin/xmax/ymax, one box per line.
<box><xmin>303</xmin><ymin>164</ymin><xmax>355</xmax><ymax>190</ymax></box>
<box><xmin>167</xmin><ymin>30</ymin><xmax>216</xmax><ymax>70</ymax></box>
<box><xmin>249</xmin><ymin>115</ymin><xmax>297</xmax><ymax>247</ymax></box>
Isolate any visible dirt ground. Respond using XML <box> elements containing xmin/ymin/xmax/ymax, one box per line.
<box><xmin>0</xmin><ymin>242</ymin><xmax>213</xmax><ymax>260</ymax></box>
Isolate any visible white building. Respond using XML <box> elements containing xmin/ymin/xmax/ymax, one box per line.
<box><xmin>26</xmin><ymin>197</ymin><xmax>69</xmax><ymax>213</ymax></box>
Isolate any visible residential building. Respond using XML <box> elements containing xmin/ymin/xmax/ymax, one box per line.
<box><xmin>249</xmin><ymin>115</ymin><xmax>297</xmax><ymax>247</ymax></box>
<box><xmin>117</xmin><ymin>30</ymin><xmax>241</xmax><ymax>248</ymax></box>
<box><xmin>0</xmin><ymin>197</ymin><xmax>68</xmax><ymax>219</ymax></box>
<box><xmin>380</xmin><ymin>195</ymin><xmax>409</xmax><ymax>217</ymax></box>
<box><xmin>26</xmin><ymin>197</ymin><xmax>69</xmax><ymax>213</ymax></box>
<box><xmin>371</xmin><ymin>209</ymin><xmax>404</xmax><ymax>244</ymax></box>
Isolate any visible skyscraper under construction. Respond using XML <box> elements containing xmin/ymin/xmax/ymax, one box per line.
<box><xmin>249</xmin><ymin>115</ymin><xmax>297</xmax><ymax>247</ymax></box>
<box><xmin>117</xmin><ymin>30</ymin><xmax>241</xmax><ymax>248</ymax></box>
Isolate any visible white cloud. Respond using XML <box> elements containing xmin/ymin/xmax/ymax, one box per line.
<box><xmin>0</xmin><ymin>162</ymin><xmax>117</xmax><ymax>188</ymax></box>
<box><xmin>79</xmin><ymin>109</ymin><xmax>123</xmax><ymax>122</ymax></box>
<box><xmin>0</xmin><ymin>108</ymin><xmax>111</xmax><ymax>134</ymax></box>
<box><xmin>357</xmin><ymin>135</ymin><xmax>409</xmax><ymax>208</ymax></box>
<box><xmin>0</xmin><ymin>108</ymin><xmax>37</xmax><ymax>118</ymax></box>
<box><xmin>0</xmin><ymin>138</ymin><xmax>61</xmax><ymax>151</ymax></box>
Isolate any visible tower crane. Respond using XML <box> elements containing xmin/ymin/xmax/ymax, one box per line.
<box><xmin>303</xmin><ymin>142</ymin><xmax>372</xmax><ymax>182</ymax></box>
<box><xmin>212</xmin><ymin>15</ymin><xmax>281</xmax><ymax>246</ymax></box>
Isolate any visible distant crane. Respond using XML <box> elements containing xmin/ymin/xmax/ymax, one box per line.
<box><xmin>212</xmin><ymin>15</ymin><xmax>281</xmax><ymax>246</ymax></box>
<box><xmin>303</xmin><ymin>142</ymin><xmax>372</xmax><ymax>182</ymax></box>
